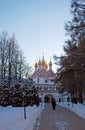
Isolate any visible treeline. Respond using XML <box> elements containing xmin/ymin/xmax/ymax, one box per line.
<box><xmin>0</xmin><ymin>81</ymin><xmax>39</xmax><ymax>107</ymax></box>
<box><xmin>54</xmin><ymin>0</ymin><xmax>85</xmax><ymax>103</ymax></box>
<box><xmin>0</xmin><ymin>31</ymin><xmax>32</xmax><ymax>86</ymax></box>
<box><xmin>0</xmin><ymin>32</ymin><xmax>40</xmax><ymax>107</ymax></box>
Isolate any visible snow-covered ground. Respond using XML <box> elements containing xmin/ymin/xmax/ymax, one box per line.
<box><xmin>0</xmin><ymin>103</ymin><xmax>45</xmax><ymax>130</ymax></box>
<box><xmin>0</xmin><ymin>102</ymin><xmax>85</xmax><ymax>130</ymax></box>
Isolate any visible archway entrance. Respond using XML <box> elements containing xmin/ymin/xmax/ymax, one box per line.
<box><xmin>44</xmin><ymin>94</ymin><xmax>54</xmax><ymax>103</ymax></box>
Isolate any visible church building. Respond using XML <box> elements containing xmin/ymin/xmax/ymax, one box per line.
<box><xmin>32</xmin><ymin>56</ymin><xmax>58</xmax><ymax>102</ymax></box>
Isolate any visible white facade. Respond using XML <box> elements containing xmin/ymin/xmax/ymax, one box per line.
<box><xmin>32</xmin><ymin>56</ymin><xmax>59</xmax><ymax>102</ymax></box>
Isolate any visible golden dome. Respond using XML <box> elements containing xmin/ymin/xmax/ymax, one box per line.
<box><xmin>49</xmin><ymin>60</ymin><xmax>52</xmax><ymax>66</ymax></box>
<box><xmin>45</xmin><ymin>62</ymin><xmax>48</xmax><ymax>70</ymax></box>
<box><xmin>35</xmin><ymin>62</ymin><xmax>38</xmax><ymax>67</ymax></box>
<box><xmin>42</xmin><ymin>56</ymin><xmax>45</xmax><ymax>65</ymax></box>
<box><xmin>38</xmin><ymin>59</ymin><xmax>41</xmax><ymax>66</ymax></box>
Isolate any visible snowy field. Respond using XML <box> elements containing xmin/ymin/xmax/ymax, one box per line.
<box><xmin>0</xmin><ymin>103</ymin><xmax>45</xmax><ymax>130</ymax></box>
<box><xmin>0</xmin><ymin>102</ymin><xmax>85</xmax><ymax>130</ymax></box>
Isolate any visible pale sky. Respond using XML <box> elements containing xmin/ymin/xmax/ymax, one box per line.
<box><xmin>0</xmin><ymin>0</ymin><xmax>71</xmax><ymax>72</ymax></box>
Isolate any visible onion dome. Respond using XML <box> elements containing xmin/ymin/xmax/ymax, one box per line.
<box><xmin>35</xmin><ymin>62</ymin><xmax>38</xmax><ymax>67</ymax></box>
<box><xmin>49</xmin><ymin>60</ymin><xmax>52</xmax><ymax>66</ymax></box>
<box><xmin>38</xmin><ymin>59</ymin><xmax>41</xmax><ymax>66</ymax></box>
<box><xmin>45</xmin><ymin>62</ymin><xmax>48</xmax><ymax>70</ymax></box>
<box><xmin>42</xmin><ymin>56</ymin><xmax>45</xmax><ymax>66</ymax></box>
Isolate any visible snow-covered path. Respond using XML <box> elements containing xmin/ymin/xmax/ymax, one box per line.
<box><xmin>58</xmin><ymin>102</ymin><xmax>85</xmax><ymax>119</ymax></box>
<box><xmin>0</xmin><ymin>102</ymin><xmax>85</xmax><ymax>130</ymax></box>
<box><xmin>33</xmin><ymin>103</ymin><xmax>85</xmax><ymax>130</ymax></box>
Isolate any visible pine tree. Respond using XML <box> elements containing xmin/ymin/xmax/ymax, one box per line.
<box><xmin>54</xmin><ymin>0</ymin><xmax>85</xmax><ymax>103</ymax></box>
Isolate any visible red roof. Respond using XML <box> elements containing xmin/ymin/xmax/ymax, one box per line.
<box><xmin>32</xmin><ymin>68</ymin><xmax>55</xmax><ymax>79</ymax></box>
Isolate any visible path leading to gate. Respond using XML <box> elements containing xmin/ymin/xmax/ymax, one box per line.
<box><xmin>33</xmin><ymin>103</ymin><xmax>85</xmax><ymax>130</ymax></box>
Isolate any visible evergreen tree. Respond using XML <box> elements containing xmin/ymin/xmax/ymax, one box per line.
<box><xmin>54</xmin><ymin>0</ymin><xmax>85</xmax><ymax>103</ymax></box>
<box><xmin>0</xmin><ymin>81</ymin><xmax>11</xmax><ymax>106</ymax></box>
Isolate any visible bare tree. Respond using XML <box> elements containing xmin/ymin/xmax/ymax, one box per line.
<box><xmin>0</xmin><ymin>32</ymin><xmax>32</xmax><ymax>86</ymax></box>
<box><xmin>0</xmin><ymin>31</ymin><xmax>9</xmax><ymax>82</ymax></box>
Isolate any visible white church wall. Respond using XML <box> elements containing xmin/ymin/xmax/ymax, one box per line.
<box><xmin>39</xmin><ymin>77</ymin><xmax>45</xmax><ymax>84</ymax></box>
<box><xmin>47</xmin><ymin>79</ymin><xmax>54</xmax><ymax>84</ymax></box>
<box><xmin>33</xmin><ymin>78</ymin><xmax>37</xmax><ymax>84</ymax></box>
